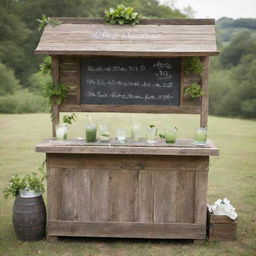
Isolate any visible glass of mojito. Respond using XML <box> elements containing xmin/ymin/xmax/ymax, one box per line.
<box><xmin>85</xmin><ymin>124</ymin><xmax>97</xmax><ymax>142</ymax></box>
<box><xmin>56</xmin><ymin>123</ymin><xmax>68</xmax><ymax>140</ymax></box>
<box><xmin>100</xmin><ymin>124</ymin><xmax>110</xmax><ymax>142</ymax></box>
<box><xmin>147</xmin><ymin>125</ymin><xmax>157</xmax><ymax>144</ymax></box>
<box><xmin>116</xmin><ymin>128</ymin><xmax>126</xmax><ymax>143</ymax></box>
<box><xmin>193</xmin><ymin>127</ymin><xmax>207</xmax><ymax>145</ymax></box>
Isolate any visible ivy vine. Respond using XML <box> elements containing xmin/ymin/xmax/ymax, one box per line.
<box><xmin>184</xmin><ymin>57</ymin><xmax>204</xmax><ymax>75</ymax></box>
<box><xmin>184</xmin><ymin>82</ymin><xmax>203</xmax><ymax>98</ymax></box>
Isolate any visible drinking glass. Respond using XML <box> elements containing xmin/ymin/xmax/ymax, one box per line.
<box><xmin>193</xmin><ymin>127</ymin><xmax>207</xmax><ymax>145</ymax></box>
<box><xmin>56</xmin><ymin>123</ymin><xmax>68</xmax><ymax>140</ymax></box>
<box><xmin>85</xmin><ymin>124</ymin><xmax>97</xmax><ymax>142</ymax></box>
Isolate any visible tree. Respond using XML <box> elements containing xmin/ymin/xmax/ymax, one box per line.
<box><xmin>0</xmin><ymin>62</ymin><xmax>20</xmax><ymax>96</ymax></box>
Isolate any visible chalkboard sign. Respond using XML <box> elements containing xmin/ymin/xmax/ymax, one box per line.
<box><xmin>80</xmin><ymin>57</ymin><xmax>181</xmax><ymax>106</ymax></box>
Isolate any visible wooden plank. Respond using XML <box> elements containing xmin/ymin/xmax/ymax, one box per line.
<box><xmin>46</xmin><ymin>154</ymin><xmax>210</xmax><ymax>171</ymax></box>
<box><xmin>75</xmin><ymin>169</ymin><xmax>91</xmax><ymax>221</ymax></box>
<box><xmin>176</xmin><ymin>171</ymin><xmax>195</xmax><ymax>223</ymax></box>
<box><xmin>154</xmin><ymin>170</ymin><xmax>177</xmax><ymax>223</ymax></box>
<box><xmin>59</xmin><ymin>104</ymin><xmax>201</xmax><ymax>114</ymax></box>
<box><xmin>110</xmin><ymin>170</ymin><xmax>138</xmax><ymax>222</ymax></box>
<box><xmin>51</xmin><ymin>55</ymin><xmax>59</xmax><ymax>137</ymax></box>
<box><xmin>200</xmin><ymin>56</ymin><xmax>210</xmax><ymax>127</ymax></box>
<box><xmin>194</xmin><ymin>170</ymin><xmax>208</xmax><ymax>225</ymax></box>
<box><xmin>46</xmin><ymin>166</ymin><xmax>62</xmax><ymax>220</ymax></box>
<box><xmin>48</xmin><ymin>220</ymin><xmax>206</xmax><ymax>239</ymax></box>
<box><xmin>90</xmin><ymin>170</ymin><xmax>110</xmax><ymax>221</ymax></box>
<box><xmin>63</xmin><ymin>93</ymin><xmax>79</xmax><ymax>104</ymax></box>
<box><xmin>52</xmin><ymin>18</ymin><xmax>215</xmax><ymax>25</ymax></box>
<box><xmin>138</xmin><ymin>170</ymin><xmax>154</xmax><ymax>222</ymax></box>
<box><xmin>36</xmin><ymin>143</ymin><xmax>219</xmax><ymax>156</ymax></box>
<box><xmin>208</xmin><ymin>223</ymin><xmax>237</xmax><ymax>241</ymax></box>
<box><xmin>61</xmin><ymin>168</ymin><xmax>74</xmax><ymax>220</ymax></box>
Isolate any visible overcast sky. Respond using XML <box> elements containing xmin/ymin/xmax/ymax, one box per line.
<box><xmin>165</xmin><ymin>0</ymin><xmax>256</xmax><ymax>19</ymax></box>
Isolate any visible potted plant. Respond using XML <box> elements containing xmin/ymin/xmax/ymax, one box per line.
<box><xmin>3</xmin><ymin>163</ymin><xmax>46</xmax><ymax>241</ymax></box>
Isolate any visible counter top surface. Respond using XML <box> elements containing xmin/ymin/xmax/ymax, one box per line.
<box><xmin>35</xmin><ymin>138</ymin><xmax>219</xmax><ymax>156</ymax></box>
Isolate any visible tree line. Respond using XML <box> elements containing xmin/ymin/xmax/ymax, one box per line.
<box><xmin>0</xmin><ymin>1</ymin><xmax>255</xmax><ymax>118</ymax></box>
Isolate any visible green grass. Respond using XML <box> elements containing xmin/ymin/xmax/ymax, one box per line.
<box><xmin>0</xmin><ymin>113</ymin><xmax>256</xmax><ymax>256</ymax></box>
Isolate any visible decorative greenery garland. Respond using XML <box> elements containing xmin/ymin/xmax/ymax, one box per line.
<box><xmin>37</xmin><ymin>15</ymin><xmax>61</xmax><ymax>31</ymax></box>
<box><xmin>104</xmin><ymin>4</ymin><xmax>142</xmax><ymax>26</ymax></box>
<box><xmin>42</xmin><ymin>81</ymin><xmax>69</xmax><ymax>105</ymax></box>
<box><xmin>184</xmin><ymin>82</ymin><xmax>203</xmax><ymax>98</ymax></box>
<box><xmin>40</xmin><ymin>56</ymin><xmax>51</xmax><ymax>75</ymax></box>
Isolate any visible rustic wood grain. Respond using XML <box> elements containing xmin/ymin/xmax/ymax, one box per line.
<box><xmin>61</xmin><ymin>168</ymin><xmax>74</xmax><ymax>220</ymax></box>
<box><xmin>48</xmin><ymin>220</ymin><xmax>206</xmax><ymax>239</ymax></box>
<box><xmin>46</xmin><ymin>166</ymin><xmax>61</xmax><ymax>220</ymax></box>
<box><xmin>200</xmin><ymin>56</ymin><xmax>210</xmax><ymax>127</ymax></box>
<box><xmin>138</xmin><ymin>170</ymin><xmax>154</xmax><ymax>222</ymax></box>
<box><xmin>35</xmin><ymin>20</ymin><xmax>219</xmax><ymax>56</ymax></box>
<box><xmin>59</xmin><ymin>104</ymin><xmax>201</xmax><ymax>114</ymax></box>
<box><xmin>52</xmin><ymin>18</ymin><xmax>215</xmax><ymax>25</ymax></box>
<box><xmin>154</xmin><ymin>170</ymin><xmax>177</xmax><ymax>223</ymax></box>
<box><xmin>90</xmin><ymin>170</ymin><xmax>110</xmax><ymax>221</ymax></box>
<box><xmin>51</xmin><ymin>56</ymin><xmax>59</xmax><ymax>137</ymax></box>
<box><xmin>176</xmin><ymin>171</ymin><xmax>195</xmax><ymax>223</ymax></box>
<box><xmin>75</xmin><ymin>169</ymin><xmax>91</xmax><ymax>221</ymax></box>
<box><xmin>110</xmin><ymin>170</ymin><xmax>138</xmax><ymax>222</ymax></box>
<box><xmin>194</xmin><ymin>170</ymin><xmax>209</xmax><ymax>225</ymax></box>
<box><xmin>46</xmin><ymin>154</ymin><xmax>210</xmax><ymax>171</ymax></box>
<box><xmin>36</xmin><ymin>140</ymin><xmax>219</xmax><ymax>156</ymax></box>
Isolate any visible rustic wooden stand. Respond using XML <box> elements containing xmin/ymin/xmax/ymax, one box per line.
<box><xmin>35</xmin><ymin>18</ymin><xmax>219</xmax><ymax>242</ymax></box>
<box><xmin>36</xmin><ymin>139</ymin><xmax>218</xmax><ymax>241</ymax></box>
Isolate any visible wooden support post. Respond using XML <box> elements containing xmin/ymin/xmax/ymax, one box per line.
<box><xmin>51</xmin><ymin>56</ymin><xmax>60</xmax><ymax>137</ymax></box>
<box><xmin>200</xmin><ymin>56</ymin><xmax>210</xmax><ymax>128</ymax></box>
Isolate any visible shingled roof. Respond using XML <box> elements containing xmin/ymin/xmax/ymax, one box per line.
<box><xmin>35</xmin><ymin>18</ymin><xmax>219</xmax><ymax>56</ymax></box>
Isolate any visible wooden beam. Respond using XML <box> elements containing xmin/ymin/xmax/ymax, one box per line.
<box><xmin>51</xmin><ymin>56</ymin><xmax>60</xmax><ymax>137</ymax></box>
<box><xmin>200</xmin><ymin>56</ymin><xmax>210</xmax><ymax>128</ymax></box>
<box><xmin>52</xmin><ymin>18</ymin><xmax>216</xmax><ymax>25</ymax></box>
<box><xmin>48</xmin><ymin>220</ymin><xmax>206</xmax><ymax>239</ymax></box>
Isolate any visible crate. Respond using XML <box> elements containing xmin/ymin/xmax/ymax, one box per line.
<box><xmin>207</xmin><ymin>210</ymin><xmax>237</xmax><ymax>241</ymax></box>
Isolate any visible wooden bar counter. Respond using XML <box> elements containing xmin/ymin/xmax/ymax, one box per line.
<box><xmin>36</xmin><ymin>139</ymin><xmax>219</xmax><ymax>241</ymax></box>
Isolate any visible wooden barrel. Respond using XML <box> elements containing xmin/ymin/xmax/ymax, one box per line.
<box><xmin>13</xmin><ymin>195</ymin><xmax>46</xmax><ymax>241</ymax></box>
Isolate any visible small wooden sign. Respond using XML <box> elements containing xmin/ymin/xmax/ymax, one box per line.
<box><xmin>80</xmin><ymin>57</ymin><xmax>181</xmax><ymax>106</ymax></box>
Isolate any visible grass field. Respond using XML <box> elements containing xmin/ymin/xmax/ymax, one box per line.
<box><xmin>0</xmin><ymin>113</ymin><xmax>256</xmax><ymax>256</ymax></box>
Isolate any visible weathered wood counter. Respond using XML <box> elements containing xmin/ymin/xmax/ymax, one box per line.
<box><xmin>36</xmin><ymin>139</ymin><xmax>219</xmax><ymax>241</ymax></box>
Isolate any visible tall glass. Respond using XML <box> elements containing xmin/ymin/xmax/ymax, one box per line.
<box><xmin>164</xmin><ymin>127</ymin><xmax>177</xmax><ymax>144</ymax></box>
<box><xmin>116</xmin><ymin>128</ymin><xmax>126</xmax><ymax>143</ymax></box>
<box><xmin>147</xmin><ymin>126</ymin><xmax>157</xmax><ymax>144</ymax></box>
<box><xmin>85</xmin><ymin>124</ymin><xmax>97</xmax><ymax>142</ymax></box>
<box><xmin>56</xmin><ymin>123</ymin><xmax>68</xmax><ymax>140</ymax></box>
<box><xmin>131</xmin><ymin>124</ymin><xmax>143</xmax><ymax>141</ymax></box>
<box><xmin>100</xmin><ymin>124</ymin><xmax>110</xmax><ymax>142</ymax></box>
<box><xmin>193</xmin><ymin>127</ymin><xmax>207</xmax><ymax>145</ymax></box>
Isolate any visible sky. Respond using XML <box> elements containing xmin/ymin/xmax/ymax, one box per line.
<box><xmin>163</xmin><ymin>0</ymin><xmax>256</xmax><ymax>19</ymax></box>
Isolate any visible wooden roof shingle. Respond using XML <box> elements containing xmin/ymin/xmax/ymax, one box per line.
<box><xmin>35</xmin><ymin>18</ymin><xmax>219</xmax><ymax>56</ymax></box>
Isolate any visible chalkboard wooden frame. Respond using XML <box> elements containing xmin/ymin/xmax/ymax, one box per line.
<box><xmin>79</xmin><ymin>56</ymin><xmax>183</xmax><ymax>108</ymax></box>
<box><xmin>57</xmin><ymin>56</ymin><xmax>204</xmax><ymax>114</ymax></box>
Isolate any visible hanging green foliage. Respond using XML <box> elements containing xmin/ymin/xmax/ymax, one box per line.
<box><xmin>42</xmin><ymin>81</ymin><xmax>69</xmax><ymax>105</ymax></box>
<box><xmin>184</xmin><ymin>57</ymin><xmax>204</xmax><ymax>74</ymax></box>
<box><xmin>39</xmin><ymin>56</ymin><xmax>51</xmax><ymax>75</ymax></box>
<box><xmin>104</xmin><ymin>4</ymin><xmax>142</xmax><ymax>26</ymax></box>
<box><xmin>63</xmin><ymin>113</ymin><xmax>77</xmax><ymax>125</ymax></box>
<box><xmin>184</xmin><ymin>82</ymin><xmax>203</xmax><ymax>98</ymax></box>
